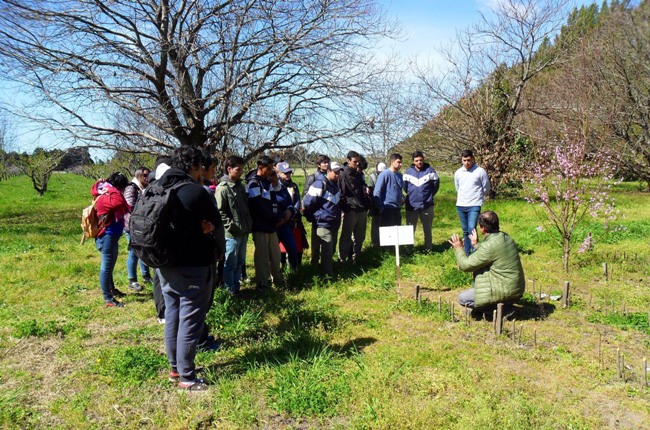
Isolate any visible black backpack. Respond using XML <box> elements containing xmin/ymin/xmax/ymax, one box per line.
<box><xmin>128</xmin><ymin>180</ymin><xmax>190</xmax><ymax>267</ymax></box>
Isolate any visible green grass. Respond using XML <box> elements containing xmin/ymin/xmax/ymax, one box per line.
<box><xmin>587</xmin><ymin>312</ymin><xmax>650</xmax><ymax>335</ymax></box>
<box><xmin>0</xmin><ymin>172</ymin><xmax>649</xmax><ymax>429</ymax></box>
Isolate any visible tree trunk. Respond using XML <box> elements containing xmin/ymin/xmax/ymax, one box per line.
<box><xmin>562</xmin><ymin>237</ymin><xmax>571</xmax><ymax>272</ymax></box>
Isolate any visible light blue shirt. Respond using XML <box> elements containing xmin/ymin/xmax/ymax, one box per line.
<box><xmin>454</xmin><ymin>164</ymin><xmax>490</xmax><ymax>206</ymax></box>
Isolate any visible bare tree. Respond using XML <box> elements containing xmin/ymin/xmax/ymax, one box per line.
<box><xmin>413</xmin><ymin>0</ymin><xmax>571</xmax><ymax>197</ymax></box>
<box><xmin>0</xmin><ymin>113</ymin><xmax>17</xmax><ymax>180</ymax></box>
<box><xmin>348</xmin><ymin>67</ymin><xmax>419</xmax><ymax>161</ymax></box>
<box><xmin>0</xmin><ymin>0</ymin><xmax>399</xmax><ymax>159</ymax></box>
<box><xmin>13</xmin><ymin>148</ymin><xmax>66</xmax><ymax>195</ymax></box>
<box><xmin>596</xmin><ymin>2</ymin><xmax>650</xmax><ymax>190</ymax></box>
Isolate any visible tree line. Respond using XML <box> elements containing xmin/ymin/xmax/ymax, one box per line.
<box><xmin>403</xmin><ymin>0</ymin><xmax>650</xmax><ymax>194</ymax></box>
<box><xmin>0</xmin><ymin>0</ymin><xmax>648</xmax><ymax>197</ymax></box>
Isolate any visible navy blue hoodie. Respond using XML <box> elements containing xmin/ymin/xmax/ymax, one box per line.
<box><xmin>403</xmin><ymin>163</ymin><xmax>440</xmax><ymax>211</ymax></box>
<box><xmin>246</xmin><ymin>170</ymin><xmax>278</xmax><ymax>233</ymax></box>
<box><xmin>303</xmin><ymin>177</ymin><xmax>341</xmax><ymax>229</ymax></box>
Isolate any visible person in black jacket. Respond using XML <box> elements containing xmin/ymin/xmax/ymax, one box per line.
<box><xmin>338</xmin><ymin>151</ymin><xmax>369</xmax><ymax>263</ymax></box>
<box><xmin>156</xmin><ymin>146</ymin><xmax>225</xmax><ymax>392</ymax></box>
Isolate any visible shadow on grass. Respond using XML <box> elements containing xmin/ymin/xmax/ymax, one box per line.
<box><xmin>279</xmin><ymin>245</ymin><xmax>388</xmax><ymax>292</ymax></box>
<box><xmin>470</xmin><ymin>300</ymin><xmax>556</xmax><ymax>322</ymax></box>
<box><xmin>203</xmin><ymin>287</ymin><xmax>377</xmax><ymax>378</ymax></box>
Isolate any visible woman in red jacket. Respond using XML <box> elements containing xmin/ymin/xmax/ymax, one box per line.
<box><xmin>91</xmin><ymin>172</ymin><xmax>130</xmax><ymax>307</ymax></box>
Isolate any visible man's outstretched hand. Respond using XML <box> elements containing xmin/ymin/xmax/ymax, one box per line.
<box><xmin>449</xmin><ymin>233</ymin><xmax>463</xmax><ymax>250</ymax></box>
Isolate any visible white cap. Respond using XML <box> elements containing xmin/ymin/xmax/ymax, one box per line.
<box><xmin>377</xmin><ymin>162</ymin><xmax>387</xmax><ymax>172</ymax></box>
<box><xmin>329</xmin><ymin>161</ymin><xmax>342</xmax><ymax>172</ymax></box>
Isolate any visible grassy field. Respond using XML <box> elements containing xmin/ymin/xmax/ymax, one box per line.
<box><xmin>0</xmin><ymin>172</ymin><xmax>649</xmax><ymax>429</ymax></box>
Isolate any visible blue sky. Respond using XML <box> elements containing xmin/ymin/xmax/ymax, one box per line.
<box><xmin>378</xmin><ymin>0</ymin><xmax>599</xmax><ymax>58</ymax></box>
<box><xmin>3</xmin><ymin>0</ymin><xmax>600</xmax><ymax>154</ymax></box>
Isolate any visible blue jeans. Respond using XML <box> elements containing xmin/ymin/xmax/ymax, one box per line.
<box><xmin>456</xmin><ymin>206</ymin><xmax>481</xmax><ymax>256</ymax></box>
<box><xmin>124</xmin><ymin>231</ymin><xmax>151</xmax><ymax>282</ymax></box>
<box><xmin>223</xmin><ymin>235</ymin><xmax>248</xmax><ymax>294</ymax></box>
<box><xmin>95</xmin><ymin>233</ymin><xmax>120</xmax><ymax>301</ymax></box>
<box><xmin>158</xmin><ymin>266</ymin><xmax>213</xmax><ymax>383</ymax></box>
<box><xmin>277</xmin><ymin>224</ymin><xmax>298</xmax><ymax>270</ymax></box>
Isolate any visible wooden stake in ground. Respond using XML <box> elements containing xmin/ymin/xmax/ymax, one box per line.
<box><xmin>603</xmin><ymin>262</ymin><xmax>608</xmax><ymax>282</ymax></box>
<box><xmin>511</xmin><ymin>319</ymin><xmax>516</xmax><ymax>344</ymax></box>
<box><xmin>529</xmin><ymin>279</ymin><xmax>535</xmax><ymax>296</ymax></box>
<box><xmin>414</xmin><ymin>285</ymin><xmax>420</xmax><ymax>302</ymax></box>
<box><xmin>622</xmin><ymin>354</ymin><xmax>626</xmax><ymax>381</ymax></box>
<box><xmin>450</xmin><ymin>302</ymin><xmax>455</xmax><ymax>323</ymax></box>
<box><xmin>496</xmin><ymin>303</ymin><xmax>504</xmax><ymax>336</ymax></box>
<box><xmin>598</xmin><ymin>333</ymin><xmax>602</xmax><ymax>369</ymax></box>
<box><xmin>562</xmin><ymin>281</ymin><xmax>570</xmax><ymax>308</ymax></box>
<box><xmin>493</xmin><ymin>310</ymin><xmax>497</xmax><ymax>334</ymax></box>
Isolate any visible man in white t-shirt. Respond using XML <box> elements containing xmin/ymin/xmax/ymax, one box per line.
<box><xmin>454</xmin><ymin>150</ymin><xmax>490</xmax><ymax>256</ymax></box>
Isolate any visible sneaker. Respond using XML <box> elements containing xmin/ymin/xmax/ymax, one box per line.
<box><xmin>169</xmin><ymin>368</ymin><xmax>205</xmax><ymax>382</ymax></box>
<box><xmin>111</xmin><ymin>288</ymin><xmax>126</xmax><ymax>298</ymax></box>
<box><xmin>169</xmin><ymin>370</ymin><xmax>180</xmax><ymax>382</ymax></box>
<box><xmin>105</xmin><ymin>298</ymin><xmax>124</xmax><ymax>308</ymax></box>
<box><xmin>128</xmin><ymin>282</ymin><xmax>143</xmax><ymax>292</ymax></box>
<box><xmin>143</xmin><ymin>277</ymin><xmax>153</xmax><ymax>285</ymax></box>
<box><xmin>178</xmin><ymin>378</ymin><xmax>209</xmax><ymax>392</ymax></box>
<box><xmin>157</xmin><ymin>318</ymin><xmax>166</xmax><ymax>324</ymax></box>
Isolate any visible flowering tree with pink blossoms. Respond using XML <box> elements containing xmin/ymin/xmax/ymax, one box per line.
<box><xmin>526</xmin><ymin>137</ymin><xmax>618</xmax><ymax>271</ymax></box>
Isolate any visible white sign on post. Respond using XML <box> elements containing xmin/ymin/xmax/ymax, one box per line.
<box><xmin>379</xmin><ymin>225</ymin><xmax>414</xmax><ymax>267</ymax></box>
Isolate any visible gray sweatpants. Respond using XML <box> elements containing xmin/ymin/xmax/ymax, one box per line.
<box><xmin>315</xmin><ymin>227</ymin><xmax>338</xmax><ymax>277</ymax></box>
<box><xmin>157</xmin><ymin>266</ymin><xmax>213</xmax><ymax>383</ymax></box>
<box><xmin>457</xmin><ymin>288</ymin><xmax>475</xmax><ymax>308</ymax></box>
<box><xmin>252</xmin><ymin>231</ymin><xmax>282</xmax><ymax>288</ymax></box>
<box><xmin>406</xmin><ymin>207</ymin><xmax>434</xmax><ymax>250</ymax></box>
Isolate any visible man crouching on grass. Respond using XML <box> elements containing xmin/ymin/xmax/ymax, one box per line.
<box><xmin>449</xmin><ymin>211</ymin><xmax>525</xmax><ymax>310</ymax></box>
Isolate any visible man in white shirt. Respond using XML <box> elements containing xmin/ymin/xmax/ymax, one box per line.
<box><xmin>454</xmin><ymin>150</ymin><xmax>490</xmax><ymax>256</ymax></box>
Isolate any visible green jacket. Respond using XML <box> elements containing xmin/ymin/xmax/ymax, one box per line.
<box><xmin>215</xmin><ymin>175</ymin><xmax>253</xmax><ymax>238</ymax></box>
<box><xmin>454</xmin><ymin>231</ymin><xmax>525</xmax><ymax>308</ymax></box>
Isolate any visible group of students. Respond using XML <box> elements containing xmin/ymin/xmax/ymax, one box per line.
<box><xmin>89</xmin><ymin>146</ymin><xmax>501</xmax><ymax>391</ymax></box>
